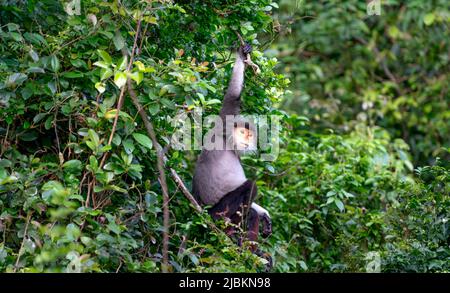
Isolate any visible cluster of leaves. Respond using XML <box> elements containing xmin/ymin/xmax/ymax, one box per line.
<box><xmin>272</xmin><ymin>0</ymin><xmax>449</xmax><ymax>165</ymax></box>
<box><xmin>249</xmin><ymin>116</ymin><xmax>449</xmax><ymax>272</ymax></box>
<box><xmin>0</xmin><ymin>0</ymin><xmax>285</xmax><ymax>272</ymax></box>
<box><xmin>382</xmin><ymin>160</ymin><xmax>449</xmax><ymax>272</ymax></box>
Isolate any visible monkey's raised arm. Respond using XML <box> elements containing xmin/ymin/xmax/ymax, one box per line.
<box><xmin>219</xmin><ymin>44</ymin><xmax>251</xmax><ymax>118</ymax></box>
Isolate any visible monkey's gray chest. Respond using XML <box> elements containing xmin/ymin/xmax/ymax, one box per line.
<box><xmin>196</xmin><ymin>150</ymin><xmax>247</xmax><ymax>206</ymax></box>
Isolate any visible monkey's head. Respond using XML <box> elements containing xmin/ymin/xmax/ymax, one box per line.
<box><xmin>231</xmin><ymin>120</ymin><xmax>257</xmax><ymax>153</ymax></box>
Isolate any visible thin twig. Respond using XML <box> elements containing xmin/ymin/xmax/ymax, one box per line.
<box><xmin>13</xmin><ymin>212</ymin><xmax>32</xmax><ymax>272</ymax></box>
<box><xmin>99</xmin><ymin>18</ymin><xmax>142</xmax><ymax>169</ymax></box>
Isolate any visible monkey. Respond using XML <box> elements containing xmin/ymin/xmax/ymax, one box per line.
<box><xmin>192</xmin><ymin>43</ymin><xmax>272</xmax><ymax>267</ymax></box>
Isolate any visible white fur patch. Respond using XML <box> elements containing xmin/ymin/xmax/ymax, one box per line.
<box><xmin>251</xmin><ymin>203</ymin><xmax>270</xmax><ymax>218</ymax></box>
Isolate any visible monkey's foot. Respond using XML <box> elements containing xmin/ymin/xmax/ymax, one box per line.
<box><xmin>261</xmin><ymin>213</ymin><xmax>272</xmax><ymax>238</ymax></box>
<box><xmin>255</xmin><ymin>249</ymin><xmax>273</xmax><ymax>272</ymax></box>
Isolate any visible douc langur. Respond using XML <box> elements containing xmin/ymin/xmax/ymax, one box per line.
<box><xmin>192</xmin><ymin>43</ymin><xmax>272</xmax><ymax>267</ymax></box>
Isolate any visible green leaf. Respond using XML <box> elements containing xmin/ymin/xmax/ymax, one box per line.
<box><xmin>50</xmin><ymin>55</ymin><xmax>60</xmax><ymax>72</ymax></box>
<box><xmin>63</xmin><ymin>160</ymin><xmax>83</xmax><ymax>173</ymax></box>
<box><xmin>66</xmin><ymin>223</ymin><xmax>81</xmax><ymax>241</ymax></box>
<box><xmin>143</xmin><ymin>16</ymin><xmax>158</xmax><ymax>24</ymax></box>
<box><xmin>33</xmin><ymin>113</ymin><xmax>47</xmax><ymax>123</ymax></box>
<box><xmin>117</xmin><ymin>56</ymin><xmax>128</xmax><ymax>71</ymax></box>
<box><xmin>10</xmin><ymin>32</ymin><xmax>23</xmax><ymax>42</ymax></box>
<box><xmin>100</xmin><ymin>68</ymin><xmax>113</xmax><ymax>80</ymax></box>
<box><xmin>44</xmin><ymin>116</ymin><xmax>53</xmax><ymax>130</ymax></box>
<box><xmin>114</xmin><ymin>72</ymin><xmax>127</xmax><ymax>88</ymax></box>
<box><xmin>97</xmin><ymin>50</ymin><xmax>112</xmax><ymax>64</ymax></box>
<box><xmin>95</xmin><ymin>82</ymin><xmax>106</xmax><ymax>93</ymax></box>
<box><xmin>123</xmin><ymin>138</ymin><xmax>135</xmax><ymax>154</ymax></box>
<box><xmin>129</xmin><ymin>71</ymin><xmax>143</xmax><ymax>85</ymax></box>
<box><xmin>26</xmin><ymin>67</ymin><xmax>45</xmax><ymax>73</ymax></box>
<box><xmin>132</xmin><ymin>133</ymin><xmax>153</xmax><ymax>150</ymax></box>
<box><xmin>88</xmin><ymin>129</ymin><xmax>100</xmax><ymax>146</ymax></box>
<box><xmin>29</xmin><ymin>49</ymin><xmax>39</xmax><ymax>62</ymax></box>
<box><xmin>62</xmin><ymin>71</ymin><xmax>84</xmax><ymax>78</ymax></box>
<box><xmin>93</xmin><ymin>61</ymin><xmax>110</xmax><ymax>69</ymax></box>
<box><xmin>335</xmin><ymin>199</ymin><xmax>344</xmax><ymax>212</ymax></box>
<box><xmin>133</xmin><ymin>60</ymin><xmax>146</xmax><ymax>71</ymax></box>
<box><xmin>89</xmin><ymin>155</ymin><xmax>99</xmax><ymax>172</ymax></box>
<box><xmin>113</xmin><ymin>31</ymin><xmax>125</xmax><ymax>51</ymax></box>
<box><xmin>206</xmin><ymin>99</ymin><xmax>221</xmax><ymax>105</ymax></box>
<box><xmin>47</xmin><ymin>81</ymin><xmax>57</xmax><ymax>94</ymax></box>
<box><xmin>424</xmin><ymin>13</ymin><xmax>435</xmax><ymax>26</ymax></box>
<box><xmin>148</xmin><ymin>104</ymin><xmax>160</xmax><ymax>115</ymax></box>
<box><xmin>86</xmin><ymin>141</ymin><xmax>96</xmax><ymax>151</ymax></box>
<box><xmin>6</xmin><ymin>73</ymin><xmax>27</xmax><ymax>87</ymax></box>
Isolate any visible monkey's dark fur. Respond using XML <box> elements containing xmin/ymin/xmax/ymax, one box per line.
<box><xmin>192</xmin><ymin>44</ymin><xmax>272</xmax><ymax>267</ymax></box>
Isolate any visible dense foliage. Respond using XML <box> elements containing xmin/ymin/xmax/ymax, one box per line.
<box><xmin>0</xmin><ymin>0</ymin><xmax>448</xmax><ymax>272</ymax></box>
<box><xmin>273</xmin><ymin>0</ymin><xmax>449</xmax><ymax>165</ymax></box>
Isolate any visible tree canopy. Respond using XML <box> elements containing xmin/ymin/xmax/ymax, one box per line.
<box><xmin>0</xmin><ymin>0</ymin><xmax>448</xmax><ymax>273</ymax></box>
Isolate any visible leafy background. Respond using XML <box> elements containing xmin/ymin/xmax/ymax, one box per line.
<box><xmin>0</xmin><ymin>0</ymin><xmax>448</xmax><ymax>272</ymax></box>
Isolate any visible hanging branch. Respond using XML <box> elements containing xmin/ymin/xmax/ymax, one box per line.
<box><xmin>127</xmin><ymin>80</ymin><xmax>170</xmax><ymax>272</ymax></box>
<box><xmin>169</xmin><ymin>167</ymin><xmax>202</xmax><ymax>213</ymax></box>
<box><xmin>128</xmin><ymin>84</ymin><xmax>202</xmax><ymax>213</ymax></box>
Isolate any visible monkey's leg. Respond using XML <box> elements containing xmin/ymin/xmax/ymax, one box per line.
<box><xmin>208</xmin><ymin>180</ymin><xmax>257</xmax><ymax>222</ymax></box>
<box><xmin>250</xmin><ymin>203</ymin><xmax>272</xmax><ymax>238</ymax></box>
<box><xmin>247</xmin><ymin>206</ymin><xmax>273</xmax><ymax>271</ymax></box>
<box><xmin>247</xmin><ymin>207</ymin><xmax>260</xmax><ymax>242</ymax></box>
<box><xmin>208</xmin><ymin>180</ymin><xmax>257</xmax><ymax>240</ymax></box>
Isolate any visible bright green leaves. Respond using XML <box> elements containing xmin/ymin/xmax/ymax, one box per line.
<box><xmin>423</xmin><ymin>13</ymin><xmax>436</xmax><ymax>26</ymax></box>
<box><xmin>129</xmin><ymin>71</ymin><xmax>143</xmax><ymax>85</ymax></box>
<box><xmin>95</xmin><ymin>82</ymin><xmax>106</xmax><ymax>93</ymax></box>
<box><xmin>84</xmin><ymin>129</ymin><xmax>110</xmax><ymax>154</ymax></box>
<box><xmin>113</xmin><ymin>72</ymin><xmax>127</xmax><ymax>88</ymax></box>
<box><xmin>88</xmin><ymin>129</ymin><xmax>100</xmax><ymax>148</ymax></box>
<box><xmin>94</xmin><ymin>50</ymin><xmax>114</xmax><ymax>91</ymax></box>
<box><xmin>41</xmin><ymin>180</ymin><xmax>70</xmax><ymax>205</ymax></box>
<box><xmin>100</xmin><ymin>68</ymin><xmax>113</xmax><ymax>80</ymax></box>
<box><xmin>97</xmin><ymin>49</ymin><xmax>112</xmax><ymax>64</ymax></box>
<box><xmin>93</xmin><ymin>61</ymin><xmax>110</xmax><ymax>69</ymax></box>
<box><xmin>117</xmin><ymin>56</ymin><xmax>128</xmax><ymax>71</ymax></box>
<box><xmin>93</xmin><ymin>50</ymin><xmax>149</xmax><ymax>90</ymax></box>
<box><xmin>133</xmin><ymin>61</ymin><xmax>146</xmax><ymax>71</ymax></box>
<box><xmin>143</xmin><ymin>16</ymin><xmax>158</xmax><ymax>24</ymax></box>
<box><xmin>240</xmin><ymin>21</ymin><xmax>255</xmax><ymax>35</ymax></box>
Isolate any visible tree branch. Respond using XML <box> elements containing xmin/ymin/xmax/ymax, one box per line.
<box><xmin>127</xmin><ymin>80</ymin><xmax>171</xmax><ymax>272</ymax></box>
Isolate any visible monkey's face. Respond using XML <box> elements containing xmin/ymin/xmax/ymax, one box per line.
<box><xmin>233</xmin><ymin>127</ymin><xmax>256</xmax><ymax>151</ymax></box>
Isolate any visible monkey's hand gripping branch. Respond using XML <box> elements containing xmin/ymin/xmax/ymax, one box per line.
<box><xmin>236</xmin><ymin>32</ymin><xmax>261</xmax><ymax>75</ymax></box>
